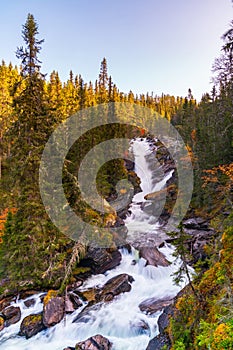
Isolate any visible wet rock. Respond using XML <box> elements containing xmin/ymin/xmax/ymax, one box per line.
<box><xmin>65</xmin><ymin>294</ymin><xmax>75</xmax><ymax>314</ymax></box>
<box><xmin>158</xmin><ymin>304</ymin><xmax>174</xmax><ymax>334</ymax></box>
<box><xmin>0</xmin><ymin>296</ymin><xmax>15</xmax><ymax>312</ymax></box>
<box><xmin>139</xmin><ymin>247</ymin><xmax>170</xmax><ymax>267</ymax></box>
<box><xmin>64</xmin><ymin>348</ymin><xmax>75</xmax><ymax>350</ymax></box>
<box><xmin>68</xmin><ymin>292</ymin><xmax>83</xmax><ymax>309</ymax></box>
<box><xmin>99</xmin><ymin>273</ymin><xmax>134</xmax><ymax>301</ymax></box>
<box><xmin>43</xmin><ymin>297</ymin><xmax>65</xmax><ymax>327</ymax></box>
<box><xmin>131</xmin><ymin>319</ymin><xmax>150</xmax><ymax>336</ymax></box>
<box><xmin>73</xmin><ymin>303</ymin><xmax>100</xmax><ymax>324</ymax></box>
<box><xmin>24</xmin><ymin>298</ymin><xmax>36</xmax><ymax>308</ymax></box>
<box><xmin>139</xmin><ymin>297</ymin><xmax>173</xmax><ymax>315</ymax></box>
<box><xmin>146</xmin><ymin>299</ymin><xmax>176</xmax><ymax>349</ymax></box>
<box><xmin>73</xmin><ymin>274</ymin><xmax>134</xmax><ymax>324</ymax></box>
<box><xmin>20</xmin><ymin>313</ymin><xmax>45</xmax><ymax>339</ymax></box>
<box><xmin>2</xmin><ymin>306</ymin><xmax>21</xmax><ymax>326</ymax></box>
<box><xmin>75</xmin><ymin>334</ymin><xmax>112</xmax><ymax>350</ymax></box>
<box><xmin>146</xmin><ymin>333</ymin><xmax>171</xmax><ymax>350</ymax></box>
<box><xmin>78</xmin><ymin>247</ymin><xmax>121</xmax><ymax>275</ymax></box>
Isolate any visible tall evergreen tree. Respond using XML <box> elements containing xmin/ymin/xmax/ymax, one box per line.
<box><xmin>98</xmin><ymin>57</ymin><xmax>108</xmax><ymax>103</ymax></box>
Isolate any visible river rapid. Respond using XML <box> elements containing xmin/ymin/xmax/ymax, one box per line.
<box><xmin>0</xmin><ymin>138</ymin><xmax>189</xmax><ymax>350</ymax></box>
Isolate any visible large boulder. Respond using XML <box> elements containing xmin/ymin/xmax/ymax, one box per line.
<box><xmin>139</xmin><ymin>297</ymin><xmax>173</xmax><ymax>315</ymax></box>
<box><xmin>75</xmin><ymin>334</ymin><xmax>112</xmax><ymax>350</ymax></box>
<box><xmin>139</xmin><ymin>247</ymin><xmax>170</xmax><ymax>267</ymax></box>
<box><xmin>20</xmin><ymin>313</ymin><xmax>45</xmax><ymax>339</ymax></box>
<box><xmin>76</xmin><ymin>273</ymin><xmax>134</xmax><ymax>306</ymax></box>
<box><xmin>73</xmin><ymin>274</ymin><xmax>134</xmax><ymax>324</ymax></box>
<box><xmin>43</xmin><ymin>297</ymin><xmax>65</xmax><ymax>327</ymax></box>
<box><xmin>78</xmin><ymin>247</ymin><xmax>121</xmax><ymax>275</ymax></box>
<box><xmin>2</xmin><ymin>306</ymin><xmax>21</xmax><ymax>326</ymax></box>
<box><xmin>99</xmin><ymin>273</ymin><xmax>134</xmax><ymax>301</ymax></box>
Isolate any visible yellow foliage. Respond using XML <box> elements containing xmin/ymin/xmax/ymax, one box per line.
<box><xmin>0</xmin><ymin>208</ymin><xmax>17</xmax><ymax>241</ymax></box>
<box><xmin>198</xmin><ymin>263</ymin><xmax>221</xmax><ymax>295</ymax></box>
<box><xmin>211</xmin><ymin>323</ymin><xmax>231</xmax><ymax>349</ymax></box>
<box><xmin>43</xmin><ymin>289</ymin><xmax>58</xmax><ymax>306</ymax></box>
<box><xmin>103</xmin><ymin>213</ymin><xmax>116</xmax><ymax>227</ymax></box>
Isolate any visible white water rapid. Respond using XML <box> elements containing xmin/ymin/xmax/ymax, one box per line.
<box><xmin>125</xmin><ymin>138</ymin><xmax>173</xmax><ymax>245</ymax></box>
<box><xmin>0</xmin><ymin>138</ymin><xmax>188</xmax><ymax>350</ymax></box>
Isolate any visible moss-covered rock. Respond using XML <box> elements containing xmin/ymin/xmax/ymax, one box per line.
<box><xmin>19</xmin><ymin>313</ymin><xmax>45</xmax><ymax>339</ymax></box>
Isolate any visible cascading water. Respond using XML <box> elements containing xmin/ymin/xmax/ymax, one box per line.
<box><xmin>0</xmin><ymin>138</ymin><xmax>189</xmax><ymax>350</ymax></box>
<box><xmin>125</xmin><ymin>138</ymin><xmax>173</xmax><ymax>245</ymax></box>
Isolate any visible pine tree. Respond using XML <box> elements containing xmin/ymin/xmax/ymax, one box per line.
<box><xmin>98</xmin><ymin>57</ymin><xmax>109</xmax><ymax>103</ymax></box>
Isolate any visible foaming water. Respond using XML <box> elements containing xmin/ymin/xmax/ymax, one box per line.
<box><xmin>0</xmin><ymin>247</ymin><xmax>186</xmax><ymax>350</ymax></box>
<box><xmin>0</xmin><ymin>138</ymin><xmax>188</xmax><ymax>350</ymax></box>
<box><xmin>125</xmin><ymin>138</ymin><xmax>173</xmax><ymax>242</ymax></box>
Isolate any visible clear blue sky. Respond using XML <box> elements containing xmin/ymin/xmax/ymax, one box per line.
<box><xmin>0</xmin><ymin>0</ymin><xmax>232</xmax><ymax>100</ymax></box>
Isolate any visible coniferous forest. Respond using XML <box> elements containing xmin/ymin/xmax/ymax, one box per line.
<box><xmin>0</xmin><ymin>12</ymin><xmax>233</xmax><ymax>350</ymax></box>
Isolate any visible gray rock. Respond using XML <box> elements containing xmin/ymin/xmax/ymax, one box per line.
<box><xmin>73</xmin><ymin>303</ymin><xmax>100</xmax><ymax>324</ymax></box>
<box><xmin>43</xmin><ymin>297</ymin><xmax>65</xmax><ymax>327</ymax></box>
<box><xmin>139</xmin><ymin>247</ymin><xmax>170</xmax><ymax>267</ymax></box>
<box><xmin>99</xmin><ymin>273</ymin><xmax>134</xmax><ymax>301</ymax></box>
<box><xmin>68</xmin><ymin>292</ymin><xmax>83</xmax><ymax>309</ymax></box>
<box><xmin>75</xmin><ymin>334</ymin><xmax>112</xmax><ymax>350</ymax></box>
<box><xmin>78</xmin><ymin>248</ymin><xmax>121</xmax><ymax>275</ymax></box>
<box><xmin>24</xmin><ymin>298</ymin><xmax>36</xmax><ymax>308</ymax></box>
<box><xmin>2</xmin><ymin>306</ymin><xmax>21</xmax><ymax>326</ymax></box>
<box><xmin>139</xmin><ymin>297</ymin><xmax>173</xmax><ymax>315</ymax></box>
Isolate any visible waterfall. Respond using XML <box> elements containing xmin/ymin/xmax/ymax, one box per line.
<box><xmin>0</xmin><ymin>138</ymin><xmax>189</xmax><ymax>350</ymax></box>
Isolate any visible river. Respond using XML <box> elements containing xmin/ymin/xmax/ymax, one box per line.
<box><xmin>0</xmin><ymin>138</ymin><xmax>188</xmax><ymax>350</ymax></box>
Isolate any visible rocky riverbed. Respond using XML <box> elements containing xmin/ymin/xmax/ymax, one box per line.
<box><xmin>0</xmin><ymin>138</ymin><xmax>216</xmax><ymax>349</ymax></box>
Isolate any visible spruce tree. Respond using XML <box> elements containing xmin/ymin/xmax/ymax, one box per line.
<box><xmin>98</xmin><ymin>57</ymin><xmax>109</xmax><ymax>103</ymax></box>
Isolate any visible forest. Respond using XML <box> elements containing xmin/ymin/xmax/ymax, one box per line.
<box><xmin>0</xmin><ymin>13</ymin><xmax>232</xmax><ymax>350</ymax></box>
